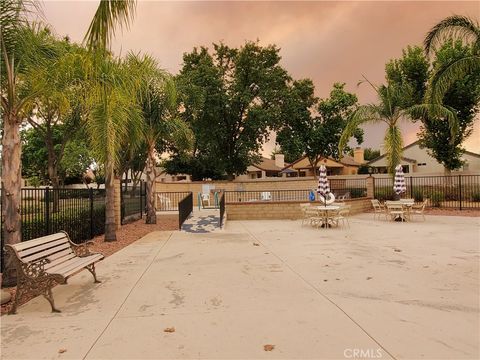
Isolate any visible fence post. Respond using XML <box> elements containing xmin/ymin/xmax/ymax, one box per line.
<box><xmin>409</xmin><ymin>176</ymin><xmax>413</xmax><ymax>199</ymax></box>
<box><xmin>89</xmin><ymin>188</ymin><xmax>94</xmax><ymax>239</ymax></box>
<box><xmin>44</xmin><ymin>187</ymin><xmax>50</xmax><ymax>235</ymax></box>
<box><xmin>459</xmin><ymin>175</ymin><xmax>462</xmax><ymax>211</ymax></box>
<box><xmin>366</xmin><ymin>176</ymin><xmax>375</xmax><ymax>198</ymax></box>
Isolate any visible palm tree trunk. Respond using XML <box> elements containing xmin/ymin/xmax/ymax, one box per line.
<box><xmin>104</xmin><ymin>158</ymin><xmax>117</xmax><ymax>241</ymax></box>
<box><xmin>46</xmin><ymin>137</ymin><xmax>60</xmax><ymax>213</ymax></box>
<box><xmin>1</xmin><ymin>114</ymin><xmax>22</xmax><ymax>285</ymax></box>
<box><xmin>145</xmin><ymin>143</ymin><xmax>156</xmax><ymax>224</ymax></box>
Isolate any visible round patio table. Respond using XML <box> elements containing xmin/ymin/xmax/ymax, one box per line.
<box><xmin>314</xmin><ymin>205</ymin><xmax>340</xmax><ymax>228</ymax></box>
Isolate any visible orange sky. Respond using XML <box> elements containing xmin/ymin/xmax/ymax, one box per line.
<box><xmin>41</xmin><ymin>0</ymin><xmax>480</xmax><ymax>154</ymax></box>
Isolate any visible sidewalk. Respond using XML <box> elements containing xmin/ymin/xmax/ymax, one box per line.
<box><xmin>1</xmin><ymin>214</ymin><xmax>478</xmax><ymax>359</ymax></box>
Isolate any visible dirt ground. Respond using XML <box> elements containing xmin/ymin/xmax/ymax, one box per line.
<box><xmin>1</xmin><ymin>215</ymin><xmax>178</xmax><ymax>315</ymax></box>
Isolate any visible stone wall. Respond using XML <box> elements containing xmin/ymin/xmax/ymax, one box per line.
<box><xmin>226</xmin><ymin>198</ymin><xmax>372</xmax><ymax>221</ymax></box>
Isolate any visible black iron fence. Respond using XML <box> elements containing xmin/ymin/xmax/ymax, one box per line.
<box><xmin>1</xmin><ymin>187</ymin><xmax>106</xmax><ymax>272</ymax></box>
<box><xmin>156</xmin><ymin>191</ymin><xmax>192</xmax><ymax>211</ymax></box>
<box><xmin>225</xmin><ymin>190</ymin><xmax>311</xmax><ymax>203</ymax></box>
<box><xmin>374</xmin><ymin>175</ymin><xmax>480</xmax><ymax>209</ymax></box>
<box><xmin>121</xmin><ymin>181</ymin><xmax>146</xmax><ymax>223</ymax></box>
<box><xmin>178</xmin><ymin>192</ymin><xmax>193</xmax><ymax>230</ymax></box>
<box><xmin>219</xmin><ymin>192</ymin><xmax>225</xmax><ymax>228</ymax></box>
<box><xmin>330</xmin><ymin>178</ymin><xmax>368</xmax><ymax>198</ymax></box>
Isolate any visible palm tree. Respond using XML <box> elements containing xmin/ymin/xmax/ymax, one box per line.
<box><xmin>126</xmin><ymin>53</ymin><xmax>192</xmax><ymax>224</ymax></box>
<box><xmin>83</xmin><ymin>0</ymin><xmax>137</xmax><ymax>241</ymax></box>
<box><xmin>1</xmin><ymin>1</ymin><xmax>46</xmax><ymax>251</ymax></box>
<box><xmin>85</xmin><ymin>55</ymin><xmax>142</xmax><ymax>241</ymax></box>
<box><xmin>424</xmin><ymin>15</ymin><xmax>480</xmax><ymax>103</ymax></box>
<box><xmin>339</xmin><ymin>78</ymin><xmax>457</xmax><ymax>174</ymax></box>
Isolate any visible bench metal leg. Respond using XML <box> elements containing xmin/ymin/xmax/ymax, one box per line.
<box><xmin>9</xmin><ymin>286</ymin><xmax>23</xmax><ymax>315</ymax></box>
<box><xmin>44</xmin><ymin>287</ymin><xmax>61</xmax><ymax>313</ymax></box>
<box><xmin>86</xmin><ymin>264</ymin><xmax>101</xmax><ymax>283</ymax></box>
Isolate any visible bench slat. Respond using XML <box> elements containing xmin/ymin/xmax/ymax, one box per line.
<box><xmin>61</xmin><ymin>255</ymin><xmax>104</xmax><ymax>278</ymax></box>
<box><xmin>44</xmin><ymin>252</ymin><xmax>77</xmax><ymax>271</ymax></box>
<box><xmin>21</xmin><ymin>242</ymin><xmax>71</xmax><ymax>263</ymax></box>
<box><xmin>47</xmin><ymin>254</ymin><xmax>103</xmax><ymax>277</ymax></box>
<box><xmin>13</xmin><ymin>233</ymin><xmax>67</xmax><ymax>251</ymax></box>
<box><xmin>18</xmin><ymin>238</ymin><xmax>70</xmax><ymax>258</ymax></box>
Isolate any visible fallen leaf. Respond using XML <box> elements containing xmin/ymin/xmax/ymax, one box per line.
<box><xmin>366</xmin><ymin>277</ymin><xmax>373</xmax><ymax>280</ymax></box>
<box><xmin>394</xmin><ymin>249</ymin><xmax>402</xmax><ymax>252</ymax></box>
<box><xmin>264</xmin><ymin>344</ymin><xmax>275</xmax><ymax>351</ymax></box>
<box><xmin>58</xmin><ymin>349</ymin><xmax>67</xmax><ymax>354</ymax></box>
<box><xmin>164</xmin><ymin>327</ymin><xmax>175</xmax><ymax>333</ymax></box>
<box><xmin>253</xmin><ymin>243</ymin><xmax>260</xmax><ymax>246</ymax></box>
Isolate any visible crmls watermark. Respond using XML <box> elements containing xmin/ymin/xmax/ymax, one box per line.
<box><xmin>344</xmin><ymin>348</ymin><xmax>383</xmax><ymax>359</ymax></box>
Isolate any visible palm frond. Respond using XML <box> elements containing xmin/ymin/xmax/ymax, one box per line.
<box><xmin>424</xmin><ymin>15</ymin><xmax>479</xmax><ymax>56</ymax></box>
<box><xmin>407</xmin><ymin>103</ymin><xmax>459</xmax><ymax>143</ymax></box>
<box><xmin>338</xmin><ymin>104</ymin><xmax>381</xmax><ymax>154</ymax></box>
<box><xmin>427</xmin><ymin>55</ymin><xmax>480</xmax><ymax>103</ymax></box>
<box><xmin>84</xmin><ymin>0</ymin><xmax>136</xmax><ymax>50</ymax></box>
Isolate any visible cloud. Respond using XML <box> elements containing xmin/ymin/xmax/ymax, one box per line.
<box><xmin>41</xmin><ymin>0</ymin><xmax>480</xmax><ymax>154</ymax></box>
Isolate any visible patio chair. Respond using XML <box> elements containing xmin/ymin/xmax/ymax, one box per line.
<box><xmin>410</xmin><ymin>199</ymin><xmax>427</xmax><ymax>221</ymax></box>
<box><xmin>330</xmin><ymin>205</ymin><xmax>351</xmax><ymax>228</ymax></box>
<box><xmin>305</xmin><ymin>207</ymin><xmax>323</xmax><ymax>227</ymax></box>
<box><xmin>371</xmin><ymin>199</ymin><xmax>387</xmax><ymax>220</ymax></box>
<box><xmin>385</xmin><ymin>201</ymin><xmax>407</xmax><ymax>222</ymax></box>
<box><xmin>201</xmin><ymin>193</ymin><xmax>210</xmax><ymax>207</ymax></box>
<box><xmin>300</xmin><ymin>203</ymin><xmax>312</xmax><ymax>226</ymax></box>
<box><xmin>336</xmin><ymin>191</ymin><xmax>350</xmax><ymax>202</ymax></box>
<box><xmin>261</xmin><ymin>191</ymin><xmax>272</xmax><ymax>201</ymax></box>
<box><xmin>157</xmin><ymin>194</ymin><xmax>172</xmax><ymax>210</ymax></box>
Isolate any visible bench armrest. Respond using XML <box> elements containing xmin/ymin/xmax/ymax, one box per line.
<box><xmin>71</xmin><ymin>241</ymin><xmax>100</xmax><ymax>257</ymax></box>
<box><xmin>20</xmin><ymin>258</ymin><xmax>50</xmax><ymax>279</ymax></box>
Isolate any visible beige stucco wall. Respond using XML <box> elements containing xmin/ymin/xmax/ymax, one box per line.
<box><xmin>226</xmin><ymin>198</ymin><xmax>372</xmax><ymax>220</ymax></box>
<box><xmin>369</xmin><ymin>144</ymin><xmax>480</xmax><ymax>174</ymax></box>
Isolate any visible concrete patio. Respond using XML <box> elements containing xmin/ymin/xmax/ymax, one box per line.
<box><xmin>1</xmin><ymin>213</ymin><xmax>479</xmax><ymax>359</ymax></box>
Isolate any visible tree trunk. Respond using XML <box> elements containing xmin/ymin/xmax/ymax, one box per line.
<box><xmin>1</xmin><ymin>114</ymin><xmax>22</xmax><ymax>286</ymax></box>
<box><xmin>46</xmin><ymin>137</ymin><xmax>60</xmax><ymax>213</ymax></box>
<box><xmin>145</xmin><ymin>144</ymin><xmax>157</xmax><ymax>224</ymax></box>
<box><xmin>104</xmin><ymin>158</ymin><xmax>117</xmax><ymax>241</ymax></box>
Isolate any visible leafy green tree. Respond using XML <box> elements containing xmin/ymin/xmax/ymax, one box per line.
<box><xmin>386</xmin><ymin>41</ymin><xmax>480</xmax><ymax>172</ymax></box>
<box><xmin>424</xmin><ymin>15</ymin><xmax>480</xmax><ymax>103</ymax></box>
<box><xmin>21</xmin><ymin>126</ymin><xmax>93</xmax><ymax>184</ymax></box>
<box><xmin>24</xmin><ymin>31</ymin><xmax>89</xmax><ymax>209</ymax></box>
<box><xmin>420</xmin><ymin>40</ymin><xmax>480</xmax><ymax>172</ymax></box>
<box><xmin>363</xmin><ymin>148</ymin><xmax>381</xmax><ymax>161</ymax></box>
<box><xmin>277</xmin><ymin>82</ymin><xmax>363</xmax><ymax>177</ymax></box>
<box><xmin>175</xmin><ymin>41</ymin><xmax>290</xmax><ymax>179</ymax></box>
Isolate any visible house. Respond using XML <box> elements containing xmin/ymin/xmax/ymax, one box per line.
<box><xmin>281</xmin><ymin>148</ymin><xmax>365</xmax><ymax>176</ymax></box>
<box><xmin>236</xmin><ymin>154</ymin><xmax>288</xmax><ymax>180</ymax></box>
<box><xmin>367</xmin><ymin>140</ymin><xmax>480</xmax><ymax>174</ymax></box>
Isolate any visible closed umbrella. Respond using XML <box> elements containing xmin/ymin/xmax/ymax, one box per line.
<box><xmin>317</xmin><ymin>165</ymin><xmax>331</xmax><ymax>205</ymax></box>
<box><xmin>393</xmin><ymin>165</ymin><xmax>406</xmax><ymax>196</ymax></box>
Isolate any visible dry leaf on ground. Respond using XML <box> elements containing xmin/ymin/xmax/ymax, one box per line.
<box><xmin>58</xmin><ymin>349</ymin><xmax>67</xmax><ymax>354</ymax></box>
<box><xmin>164</xmin><ymin>327</ymin><xmax>175</xmax><ymax>333</ymax></box>
<box><xmin>264</xmin><ymin>344</ymin><xmax>275</xmax><ymax>351</ymax></box>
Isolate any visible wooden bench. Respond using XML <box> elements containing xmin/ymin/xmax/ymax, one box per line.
<box><xmin>4</xmin><ymin>231</ymin><xmax>104</xmax><ymax>314</ymax></box>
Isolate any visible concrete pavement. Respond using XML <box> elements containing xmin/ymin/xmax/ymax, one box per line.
<box><xmin>1</xmin><ymin>213</ymin><xmax>478</xmax><ymax>359</ymax></box>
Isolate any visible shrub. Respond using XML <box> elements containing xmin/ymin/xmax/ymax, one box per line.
<box><xmin>443</xmin><ymin>187</ymin><xmax>459</xmax><ymax>201</ymax></box>
<box><xmin>429</xmin><ymin>191</ymin><xmax>445</xmax><ymax>207</ymax></box>
<box><xmin>21</xmin><ymin>205</ymin><xmax>105</xmax><ymax>243</ymax></box>
<box><xmin>350</xmin><ymin>188</ymin><xmax>366</xmax><ymax>198</ymax></box>
<box><xmin>412</xmin><ymin>187</ymin><xmax>424</xmax><ymax>202</ymax></box>
<box><xmin>472</xmin><ymin>191</ymin><xmax>480</xmax><ymax>202</ymax></box>
<box><xmin>375</xmin><ymin>188</ymin><xmax>395</xmax><ymax>201</ymax></box>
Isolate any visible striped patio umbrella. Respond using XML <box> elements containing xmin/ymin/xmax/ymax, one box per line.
<box><xmin>393</xmin><ymin>165</ymin><xmax>406</xmax><ymax>195</ymax></box>
<box><xmin>317</xmin><ymin>165</ymin><xmax>330</xmax><ymax>197</ymax></box>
